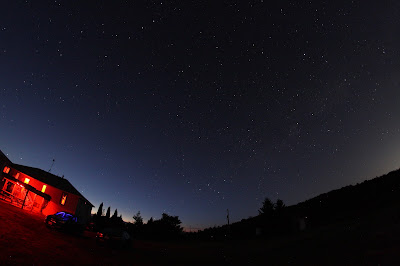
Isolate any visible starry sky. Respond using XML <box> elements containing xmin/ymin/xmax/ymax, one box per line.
<box><xmin>1</xmin><ymin>1</ymin><xmax>399</xmax><ymax>229</ymax></box>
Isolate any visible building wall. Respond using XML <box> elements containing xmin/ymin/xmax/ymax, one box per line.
<box><xmin>9</xmin><ymin>168</ymin><xmax>80</xmax><ymax>217</ymax></box>
<box><xmin>0</xmin><ymin>158</ymin><xmax>11</xmax><ymax>188</ymax></box>
<box><xmin>75</xmin><ymin>198</ymin><xmax>92</xmax><ymax>224</ymax></box>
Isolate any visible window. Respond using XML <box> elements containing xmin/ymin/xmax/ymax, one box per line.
<box><xmin>15</xmin><ymin>173</ymin><xmax>20</xmax><ymax>180</ymax></box>
<box><xmin>5</xmin><ymin>181</ymin><xmax>14</xmax><ymax>193</ymax></box>
<box><xmin>41</xmin><ymin>185</ymin><xmax>47</xmax><ymax>193</ymax></box>
<box><xmin>3</xmin><ymin>166</ymin><xmax>10</xmax><ymax>174</ymax></box>
<box><xmin>24</xmin><ymin>178</ymin><xmax>30</xmax><ymax>184</ymax></box>
<box><xmin>60</xmin><ymin>193</ymin><xmax>68</xmax><ymax>205</ymax></box>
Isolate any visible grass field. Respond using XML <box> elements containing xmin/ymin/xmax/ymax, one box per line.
<box><xmin>1</xmin><ymin>200</ymin><xmax>400</xmax><ymax>265</ymax></box>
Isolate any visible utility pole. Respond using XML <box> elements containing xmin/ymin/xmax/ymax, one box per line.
<box><xmin>226</xmin><ymin>209</ymin><xmax>230</xmax><ymax>239</ymax></box>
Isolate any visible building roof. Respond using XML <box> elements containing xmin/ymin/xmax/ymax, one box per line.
<box><xmin>0</xmin><ymin>149</ymin><xmax>11</xmax><ymax>164</ymax></box>
<box><xmin>11</xmin><ymin>164</ymin><xmax>94</xmax><ymax>207</ymax></box>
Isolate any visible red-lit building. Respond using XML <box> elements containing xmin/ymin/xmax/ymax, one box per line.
<box><xmin>0</xmin><ymin>151</ymin><xmax>93</xmax><ymax>224</ymax></box>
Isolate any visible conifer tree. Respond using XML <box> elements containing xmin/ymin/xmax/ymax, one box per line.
<box><xmin>96</xmin><ymin>202</ymin><xmax>104</xmax><ymax>216</ymax></box>
<box><xmin>133</xmin><ymin>211</ymin><xmax>143</xmax><ymax>225</ymax></box>
<box><xmin>112</xmin><ymin>209</ymin><xmax>118</xmax><ymax>218</ymax></box>
<box><xmin>105</xmin><ymin>206</ymin><xmax>111</xmax><ymax>219</ymax></box>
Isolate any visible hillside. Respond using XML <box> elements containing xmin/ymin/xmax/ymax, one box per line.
<box><xmin>292</xmin><ymin>168</ymin><xmax>400</xmax><ymax>228</ymax></box>
<box><xmin>198</xmin><ymin>168</ymin><xmax>400</xmax><ymax>239</ymax></box>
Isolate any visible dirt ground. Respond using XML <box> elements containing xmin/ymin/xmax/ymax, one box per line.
<box><xmin>0</xmin><ymin>200</ymin><xmax>232</xmax><ymax>265</ymax></box>
<box><xmin>1</xmin><ymin>200</ymin><xmax>400</xmax><ymax>265</ymax></box>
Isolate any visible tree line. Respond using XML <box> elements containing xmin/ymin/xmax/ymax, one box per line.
<box><xmin>90</xmin><ymin>168</ymin><xmax>400</xmax><ymax>241</ymax></box>
<box><xmin>194</xmin><ymin>197</ymin><xmax>290</xmax><ymax>240</ymax></box>
<box><xmin>92</xmin><ymin>203</ymin><xmax>183</xmax><ymax>240</ymax></box>
<box><xmin>91</xmin><ymin>197</ymin><xmax>287</xmax><ymax>240</ymax></box>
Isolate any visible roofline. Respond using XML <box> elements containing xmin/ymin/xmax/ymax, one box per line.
<box><xmin>10</xmin><ymin>163</ymin><xmax>94</xmax><ymax>208</ymax></box>
<box><xmin>0</xmin><ymin>149</ymin><xmax>12</xmax><ymax>164</ymax></box>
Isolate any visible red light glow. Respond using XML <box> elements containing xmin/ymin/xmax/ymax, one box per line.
<box><xmin>3</xmin><ymin>166</ymin><xmax>10</xmax><ymax>174</ymax></box>
<box><xmin>61</xmin><ymin>193</ymin><xmax>67</xmax><ymax>205</ymax></box>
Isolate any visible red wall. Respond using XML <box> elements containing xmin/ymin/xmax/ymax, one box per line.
<box><xmin>10</xmin><ymin>168</ymin><xmax>80</xmax><ymax>216</ymax></box>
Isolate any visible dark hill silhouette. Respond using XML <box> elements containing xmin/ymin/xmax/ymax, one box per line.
<box><xmin>290</xmin><ymin>168</ymin><xmax>400</xmax><ymax>228</ymax></box>
<box><xmin>197</xmin><ymin>168</ymin><xmax>400</xmax><ymax>239</ymax></box>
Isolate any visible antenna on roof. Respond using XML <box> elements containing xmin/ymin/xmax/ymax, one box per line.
<box><xmin>48</xmin><ymin>159</ymin><xmax>55</xmax><ymax>172</ymax></box>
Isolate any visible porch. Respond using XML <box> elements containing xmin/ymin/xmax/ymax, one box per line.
<box><xmin>1</xmin><ymin>176</ymin><xmax>51</xmax><ymax>213</ymax></box>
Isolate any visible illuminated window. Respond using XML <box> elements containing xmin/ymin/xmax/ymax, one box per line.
<box><xmin>3</xmin><ymin>166</ymin><xmax>10</xmax><ymax>174</ymax></box>
<box><xmin>24</xmin><ymin>178</ymin><xmax>30</xmax><ymax>184</ymax></box>
<box><xmin>15</xmin><ymin>173</ymin><xmax>20</xmax><ymax>179</ymax></box>
<box><xmin>41</xmin><ymin>185</ymin><xmax>47</xmax><ymax>193</ymax></box>
<box><xmin>60</xmin><ymin>193</ymin><xmax>68</xmax><ymax>205</ymax></box>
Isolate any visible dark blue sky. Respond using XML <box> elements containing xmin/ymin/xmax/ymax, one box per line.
<box><xmin>1</xmin><ymin>1</ymin><xmax>399</xmax><ymax>229</ymax></box>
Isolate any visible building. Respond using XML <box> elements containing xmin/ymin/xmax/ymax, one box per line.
<box><xmin>0</xmin><ymin>149</ymin><xmax>11</xmax><ymax>171</ymax></box>
<box><xmin>0</xmin><ymin>150</ymin><xmax>93</xmax><ymax>224</ymax></box>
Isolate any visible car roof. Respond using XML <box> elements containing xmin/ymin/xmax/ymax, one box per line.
<box><xmin>55</xmin><ymin>211</ymin><xmax>75</xmax><ymax>216</ymax></box>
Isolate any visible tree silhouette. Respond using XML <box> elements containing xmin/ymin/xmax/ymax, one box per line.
<box><xmin>105</xmin><ymin>206</ymin><xmax>111</xmax><ymax>219</ymax></box>
<box><xmin>159</xmin><ymin>213</ymin><xmax>183</xmax><ymax>233</ymax></box>
<box><xmin>96</xmin><ymin>202</ymin><xmax>104</xmax><ymax>217</ymax></box>
<box><xmin>144</xmin><ymin>213</ymin><xmax>183</xmax><ymax>239</ymax></box>
<box><xmin>133</xmin><ymin>211</ymin><xmax>143</xmax><ymax>225</ymax></box>
<box><xmin>259</xmin><ymin>197</ymin><xmax>275</xmax><ymax>216</ymax></box>
<box><xmin>275</xmin><ymin>199</ymin><xmax>285</xmax><ymax>212</ymax></box>
<box><xmin>112</xmin><ymin>209</ymin><xmax>118</xmax><ymax>219</ymax></box>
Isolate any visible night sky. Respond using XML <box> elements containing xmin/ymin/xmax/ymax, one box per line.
<box><xmin>1</xmin><ymin>1</ymin><xmax>399</xmax><ymax>229</ymax></box>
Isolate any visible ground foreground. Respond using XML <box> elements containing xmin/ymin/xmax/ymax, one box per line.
<box><xmin>1</xmin><ymin>201</ymin><xmax>400</xmax><ymax>265</ymax></box>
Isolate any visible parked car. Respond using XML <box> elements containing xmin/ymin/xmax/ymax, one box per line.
<box><xmin>96</xmin><ymin>227</ymin><xmax>131</xmax><ymax>248</ymax></box>
<box><xmin>45</xmin><ymin>211</ymin><xmax>84</xmax><ymax>234</ymax></box>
